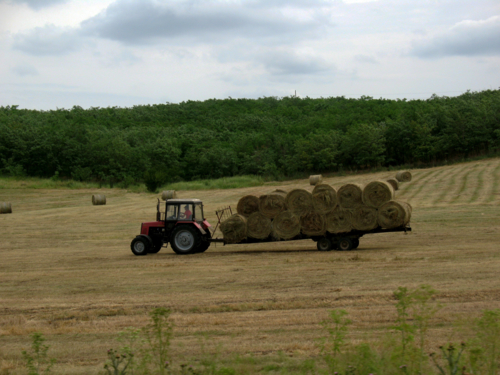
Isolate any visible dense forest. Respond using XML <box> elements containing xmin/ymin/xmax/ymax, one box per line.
<box><xmin>1</xmin><ymin>89</ymin><xmax>499</xmax><ymax>189</ymax></box>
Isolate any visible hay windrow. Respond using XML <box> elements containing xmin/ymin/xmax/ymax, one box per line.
<box><xmin>259</xmin><ymin>191</ymin><xmax>287</xmax><ymax>219</ymax></box>
<box><xmin>92</xmin><ymin>194</ymin><xmax>106</xmax><ymax>206</ymax></box>
<box><xmin>300</xmin><ymin>211</ymin><xmax>326</xmax><ymax>236</ymax></box>
<box><xmin>362</xmin><ymin>181</ymin><xmax>394</xmax><ymax>208</ymax></box>
<box><xmin>337</xmin><ymin>183</ymin><xmax>364</xmax><ymax>209</ymax></box>
<box><xmin>396</xmin><ymin>171</ymin><xmax>412</xmax><ymax>182</ymax></box>
<box><xmin>386</xmin><ymin>178</ymin><xmax>399</xmax><ymax>191</ymax></box>
<box><xmin>236</xmin><ymin>195</ymin><xmax>260</xmax><ymax>218</ymax></box>
<box><xmin>312</xmin><ymin>184</ymin><xmax>338</xmax><ymax>214</ymax></box>
<box><xmin>272</xmin><ymin>211</ymin><xmax>301</xmax><ymax>240</ymax></box>
<box><xmin>161</xmin><ymin>190</ymin><xmax>177</xmax><ymax>200</ymax></box>
<box><xmin>0</xmin><ymin>202</ymin><xmax>12</xmax><ymax>214</ymax></box>
<box><xmin>325</xmin><ymin>208</ymin><xmax>352</xmax><ymax>233</ymax></box>
<box><xmin>220</xmin><ymin>214</ymin><xmax>247</xmax><ymax>244</ymax></box>
<box><xmin>246</xmin><ymin>212</ymin><xmax>272</xmax><ymax>239</ymax></box>
<box><xmin>309</xmin><ymin>175</ymin><xmax>323</xmax><ymax>186</ymax></box>
<box><xmin>377</xmin><ymin>201</ymin><xmax>412</xmax><ymax>229</ymax></box>
<box><xmin>286</xmin><ymin>189</ymin><xmax>313</xmax><ymax>217</ymax></box>
<box><xmin>351</xmin><ymin>205</ymin><xmax>378</xmax><ymax>231</ymax></box>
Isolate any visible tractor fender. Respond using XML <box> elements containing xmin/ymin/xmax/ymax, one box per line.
<box><xmin>176</xmin><ymin>221</ymin><xmax>207</xmax><ymax>235</ymax></box>
<box><xmin>136</xmin><ymin>234</ymin><xmax>153</xmax><ymax>245</ymax></box>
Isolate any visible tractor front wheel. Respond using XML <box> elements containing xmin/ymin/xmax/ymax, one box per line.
<box><xmin>148</xmin><ymin>241</ymin><xmax>164</xmax><ymax>254</ymax></box>
<box><xmin>171</xmin><ymin>225</ymin><xmax>201</xmax><ymax>255</ymax></box>
<box><xmin>131</xmin><ymin>236</ymin><xmax>151</xmax><ymax>256</ymax></box>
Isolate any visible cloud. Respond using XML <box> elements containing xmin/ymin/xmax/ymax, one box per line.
<box><xmin>11</xmin><ymin>63</ymin><xmax>39</xmax><ymax>76</ymax></box>
<box><xmin>411</xmin><ymin>15</ymin><xmax>500</xmax><ymax>58</ymax></box>
<box><xmin>0</xmin><ymin>0</ymin><xmax>68</xmax><ymax>10</ymax></box>
<box><xmin>12</xmin><ymin>24</ymin><xmax>83</xmax><ymax>56</ymax></box>
<box><xmin>354</xmin><ymin>54</ymin><xmax>378</xmax><ymax>64</ymax></box>
<box><xmin>259</xmin><ymin>49</ymin><xmax>333</xmax><ymax>76</ymax></box>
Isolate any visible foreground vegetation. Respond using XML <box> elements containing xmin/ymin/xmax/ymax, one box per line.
<box><xmin>1</xmin><ymin>90</ymin><xmax>499</xmax><ymax>190</ymax></box>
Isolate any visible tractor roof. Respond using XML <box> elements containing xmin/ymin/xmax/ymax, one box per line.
<box><xmin>165</xmin><ymin>199</ymin><xmax>202</xmax><ymax>204</ymax></box>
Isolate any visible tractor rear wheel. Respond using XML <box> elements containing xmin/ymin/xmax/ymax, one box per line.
<box><xmin>170</xmin><ymin>225</ymin><xmax>201</xmax><ymax>255</ymax></box>
<box><xmin>131</xmin><ymin>236</ymin><xmax>151</xmax><ymax>256</ymax></box>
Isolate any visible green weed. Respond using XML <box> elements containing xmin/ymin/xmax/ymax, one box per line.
<box><xmin>21</xmin><ymin>332</ymin><xmax>56</xmax><ymax>375</ymax></box>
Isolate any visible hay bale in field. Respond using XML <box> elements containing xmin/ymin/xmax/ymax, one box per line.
<box><xmin>0</xmin><ymin>202</ymin><xmax>12</xmax><ymax>214</ymax></box>
<box><xmin>161</xmin><ymin>190</ymin><xmax>177</xmax><ymax>200</ymax></box>
<box><xmin>337</xmin><ymin>183</ymin><xmax>364</xmax><ymax>209</ymax></box>
<box><xmin>300</xmin><ymin>211</ymin><xmax>326</xmax><ymax>236</ymax></box>
<box><xmin>363</xmin><ymin>181</ymin><xmax>394</xmax><ymax>208</ymax></box>
<box><xmin>272</xmin><ymin>211</ymin><xmax>301</xmax><ymax>240</ymax></box>
<box><xmin>286</xmin><ymin>189</ymin><xmax>313</xmax><ymax>217</ymax></box>
<box><xmin>309</xmin><ymin>174</ymin><xmax>323</xmax><ymax>186</ymax></box>
<box><xmin>386</xmin><ymin>178</ymin><xmax>399</xmax><ymax>191</ymax></box>
<box><xmin>236</xmin><ymin>195</ymin><xmax>260</xmax><ymax>218</ymax></box>
<box><xmin>377</xmin><ymin>201</ymin><xmax>412</xmax><ymax>229</ymax></box>
<box><xmin>312</xmin><ymin>184</ymin><xmax>338</xmax><ymax>214</ymax></box>
<box><xmin>325</xmin><ymin>208</ymin><xmax>353</xmax><ymax>233</ymax></box>
<box><xmin>351</xmin><ymin>205</ymin><xmax>378</xmax><ymax>231</ymax></box>
<box><xmin>220</xmin><ymin>214</ymin><xmax>247</xmax><ymax>244</ymax></box>
<box><xmin>259</xmin><ymin>191</ymin><xmax>287</xmax><ymax>219</ymax></box>
<box><xmin>92</xmin><ymin>194</ymin><xmax>106</xmax><ymax>206</ymax></box>
<box><xmin>246</xmin><ymin>212</ymin><xmax>272</xmax><ymax>239</ymax></box>
<box><xmin>396</xmin><ymin>171</ymin><xmax>412</xmax><ymax>182</ymax></box>
<box><xmin>273</xmin><ymin>189</ymin><xmax>288</xmax><ymax>194</ymax></box>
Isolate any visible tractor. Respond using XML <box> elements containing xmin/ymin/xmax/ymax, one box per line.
<box><xmin>130</xmin><ymin>199</ymin><xmax>213</xmax><ymax>255</ymax></box>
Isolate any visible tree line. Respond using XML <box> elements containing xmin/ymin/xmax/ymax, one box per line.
<box><xmin>1</xmin><ymin>89</ymin><xmax>499</xmax><ymax>188</ymax></box>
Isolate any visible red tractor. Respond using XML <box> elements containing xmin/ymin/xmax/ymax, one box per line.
<box><xmin>130</xmin><ymin>199</ymin><xmax>213</xmax><ymax>255</ymax></box>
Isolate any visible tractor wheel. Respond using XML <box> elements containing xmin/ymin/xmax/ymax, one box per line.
<box><xmin>131</xmin><ymin>236</ymin><xmax>151</xmax><ymax>256</ymax></box>
<box><xmin>317</xmin><ymin>237</ymin><xmax>333</xmax><ymax>251</ymax></box>
<box><xmin>170</xmin><ymin>225</ymin><xmax>201</xmax><ymax>255</ymax></box>
<box><xmin>352</xmin><ymin>238</ymin><xmax>360</xmax><ymax>249</ymax></box>
<box><xmin>197</xmin><ymin>241</ymin><xmax>210</xmax><ymax>253</ymax></box>
<box><xmin>338</xmin><ymin>237</ymin><xmax>354</xmax><ymax>251</ymax></box>
<box><xmin>148</xmin><ymin>241</ymin><xmax>164</xmax><ymax>254</ymax></box>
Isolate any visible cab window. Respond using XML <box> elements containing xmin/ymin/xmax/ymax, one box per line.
<box><xmin>166</xmin><ymin>205</ymin><xmax>178</xmax><ymax>220</ymax></box>
<box><xmin>195</xmin><ymin>203</ymin><xmax>203</xmax><ymax>221</ymax></box>
<box><xmin>180</xmin><ymin>204</ymin><xmax>193</xmax><ymax>220</ymax></box>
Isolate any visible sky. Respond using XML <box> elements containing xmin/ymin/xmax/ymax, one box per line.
<box><xmin>0</xmin><ymin>0</ymin><xmax>499</xmax><ymax>110</ymax></box>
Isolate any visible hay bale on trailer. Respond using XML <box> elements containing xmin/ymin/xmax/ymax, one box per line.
<box><xmin>338</xmin><ymin>183</ymin><xmax>364</xmax><ymax>209</ymax></box>
<box><xmin>286</xmin><ymin>189</ymin><xmax>313</xmax><ymax>217</ymax></box>
<box><xmin>220</xmin><ymin>214</ymin><xmax>247</xmax><ymax>244</ymax></box>
<box><xmin>246</xmin><ymin>212</ymin><xmax>272</xmax><ymax>239</ymax></box>
<box><xmin>92</xmin><ymin>194</ymin><xmax>106</xmax><ymax>206</ymax></box>
<box><xmin>259</xmin><ymin>191</ymin><xmax>287</xmax><ymax>219</ymax></box>
<box><xmin>351</xmin><ymin>205</ymin><xmax>378</xmax><ymax>231</ymax></box>
<box><xmin>396</xmin><ymin>171</ymin><xmax>412</xmax><ymax>182</ymax></box>
<box><xmin>325</xmin><ymin>208</ymin><xmax>352</xmax><ymax>233</ymax></box>
<box><xmin>300</xmin><ymin>211</ymin><xmax>326</xmax><ymax>236</ymax></box>
<box><xmin>362</xmin><ymin>181</ymin><xmax>394</xmax><ymax>208</ymax></box>
<box><xmin>377</xmin><ymin>201</ymin><xmax>412</xmax><ymax>229</ymax></box>
<box><xmin>272</xmin><ymin>211</ymin><xmax>301</xmax><ymax>240</ymax></box>
<box><xmin>312</xmin><ymin>184</ymin><xmax>337</xmax><ymax>214</ymax></box>
<box><xmin>0</xmin><ymin>202</ymin><xmax>12</xmax><ymax>214</ymax></box>
<box><xmin>309</xmin><ymin>175</ymin><xmax>323</xmax><ymax>186</ymax></box>
<box><xmin>237</xmin><ymin>195</ymin><xmax>260</xmax><ymax>218</ymax></box>
<box><xmin>161</xmin><ymin>190</ymin><xmax>177</xmax><ymax>200</ymax></box>
<box><xmin>386</xmin><ymin>178</ymin><xmax>399</xmax><ymax>191</ymax></box>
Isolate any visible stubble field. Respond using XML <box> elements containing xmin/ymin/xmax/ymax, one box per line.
<box><xmin>1</xmin><ymin>158</ymin><xmax>500</xmax><ymax>374</ymax></box>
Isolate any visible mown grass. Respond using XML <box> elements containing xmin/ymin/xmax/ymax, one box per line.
<box><xmin>160</xmin><ymin>175</ymin><xmax>266</xmax><ymax>191</ymax></box>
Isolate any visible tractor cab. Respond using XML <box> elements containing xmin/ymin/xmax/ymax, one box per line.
<box><xmin>157</xmin><ymin>199</ymin><xmax>204</xmax><ymax>223</ymax></box>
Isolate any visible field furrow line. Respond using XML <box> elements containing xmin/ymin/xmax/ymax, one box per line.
<box><xmin>487</xmin><ymin>159</ymin><xmax>500</xmax><ymax>203</ymax></box>
<box><xmin>468</xmin><ymin>161</ymin><xmax>495</xmax><ymax>204</ymax></box>
<box><xmin>431</xmin><ymin>165</ymin><xmax>469</xmax><ymax>205</ymax></box>
<box><xmin>449</xmin><ymin>163</ymin><xmax>483</xmax><ymax>204</ymax></box>
<box><xmin>403</xmin><ymin>168</ymin><xmax>450</xmax><ymax>205</ymax></box>
<box><xmin>397</xmin><ymin>169</ymin><xmax>437</xmax><ymax>199</ymax></box>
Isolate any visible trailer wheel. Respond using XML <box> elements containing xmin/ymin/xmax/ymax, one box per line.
<box><xmin>338</xmin><ymin>237</ymin><xmax>354</xmax><ymax>251</ymax></box>
<box><xmin>352</xmin><ymin>238</ymin><xmax>360</xmax><ymax>249</ymax></box>
<box><xmin>317</xmin><ymin>237</ymin><xmax>333</xmax><ymax>251</ymax></box>
<box><xmin>171</xmin><ymin>225</ymin><xmax>200</xmax><ymax>255</ymax></box>
<box><xmin>131</xmin><ymin>236</ymin><xmax>150</xmax><ymax>256</ymax></box>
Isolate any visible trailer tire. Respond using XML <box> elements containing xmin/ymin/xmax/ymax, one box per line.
<box><xmin>338</xmin><ymin>237</ymin><xmax>354</xmax><ymax>251</ymax></box>
<box><xmin>171</xmin><ymin>225</ymin><xmax>201</xmax><ymax>255</ymax></box>
<box><xmin>131</xmin><ymin>236</ymin><xmax>151</xmax><ymax>256</ymax></box>
<box><xmin>317</xmin><ymin>237</ymin><xmax>333</xmax><ymax>251</ymax></box>
<box><xmin>352</xmin><ymin>238</ymin><xmax>360</xmax><ymax>249</ymax></box>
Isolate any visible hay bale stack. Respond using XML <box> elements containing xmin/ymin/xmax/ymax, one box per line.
<box><xmin>220</xmin><ymin>214</ymin><xmax>247</xmax><ymax>244</ymax></box>
<box><xmin>237</xmin><ymin>195</ymin><xmax>260</xmax><ymax>218</ymax></box>
<box><xmin>286</xmin><ymin>189</ymin><xmax>313</xmax><ymax>217</ymax></box>
<box><xmin>351</xmin><ymin>205</ymin><xmax>378</xmax><ymax>231</ymax></box>
<box><xmin>396</xmin><ymin>171</ymin><xmax>412</xmax><ymax>182</ymax></box>
<box><xmin>246</xmin><ymin>212</ymin><xmax>272</xmax><ymax>239</ymax></box>
<box><xmin>338</xmin><ymin>183</ymin><xmax>364</xmax><ymax>209</ymax></box>
<box><xmin>0</xmin><ymin>202</ymin><xmax>12</xmax><ymax>214</ymax></box>
<box><xmin>363</xmin><ymin>181</ymin><xmax>394</xmax><ymax>208</ymax></box>
<box><xmin>272</xmin><ymin>211</ymin><xmax>301</xmax><ymax>240</ymax></box>
<box><xmin>259</xmin><ymin>191</ymin><xmax>287</xmax><ymax>219</ymax></box>
<box><xmin>325</xmin><ymin>208</ymin><xmax>352</xmax><ymax>233</ymax></box>
<box><xmin>378</xmin><ymin>201</ymin><xmax>412</xmax><ymax>229</ymax></box>
<box><xmin>312</xmin><ymin>184</ymin><xmax>337</xmax><ymax>214</ymax></box>
<box><xmin>92</xmin><ymin>194</ymin><xmax>106</xmax><ymax>206</ymax></box>
<box><xmin>386</xmin><ymin>178</ymin><xmax>399</xmax><ymax>191</ymax></box>
<box><xmin>300</xmin><ymin>211</ymin><xmax>326</xmax><ymax>236</ymax></box>
<box><xmin>161</xmin><ymin>190</ymin><xmax>177</xmax><ymax>200</ymax></box>
<box><xmin>309</xmin><ymin>174</ymin><xmax>323</xmax><ymax>186</ymax></box>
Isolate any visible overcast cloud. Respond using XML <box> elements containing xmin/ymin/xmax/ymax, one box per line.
<box><xmin>1</xmin><ymin>0</ymin><xmax>499</xmax><ymax>110</ymax></box>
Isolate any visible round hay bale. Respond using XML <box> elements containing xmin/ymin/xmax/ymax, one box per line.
<box><xmin>246</xmin><ymin>212</ymin><xmax>272</xmax><ymax>239</ymax></box>
<box><xmin>362</xmin><ymin>181</ymin><xmax>394</xmax><ymax>208</ymax></box>
<box><xmin>272</xmin><ymin>211</ymin><xmax>301</xmax><ymax>240</ymax></box>
<box><xmin>312</xmin><ymin>184</ymin><xmax>338</xmax><ymax>214</ymax></box>
<box><xmin>286</xmin><ymin>189</ymin><xmax>313</xmax><ymax>217</ymax></box>
<box><xmin>309</xmin><ymin>174</ymin><xmax>323</xmax><ymax>186</ymax></box>
<box><xmin>92</xmin><ymin>194</ymin><xmax>106</xmax><ymax>206</ymax></box>
<box><xmin>237</xmin><ymin>195</ymin><xmax>260</xmax><ymax>218</ymax></box>
<box><xmin>386</xmin><ymin>178</ymin><xmax>399</xmax><ymax>191</ymax></box>
<box><xmin>377</xmin><ymin>201</ymin><xmax>412</xmax><ymax>229</ymax></box>
<box><xmin>259</xmin><ymin>191</ymin><xmax>287</xmax><ymax>219</ymax></box>
<box><xmin>396</xmin><ymin>171</ymin><xmax>412</xmax><ymax>182</ymax></box>
<box><xmin>325</xmin><ymin>208</ymin><xmax>352</xmax><ymax>233</ymax></box>
<box><xmin>273</xmin><ymin>189</ymin><xmax>288</xmax><ymax>194</ymax></box>
<box><xmin>300</xmin><ymin>211</ymin><xmax>326</xmax><ymax>236</ymax></box>
<box><xmin>220</xmin><ymin>214</ymin><xmax>247</xmax><ymax>244</ymax></box>
<box><xmin>351</xmin><ymin>205</ymin><xmax>378</xmax><ymax>231</ymax></box>
<box><xmin>337</xmin><ymin>183</ymin><xmax>364</xmax><ymax>209</ymax></box>
<box><xmin>161</xmin><ymin>190</ymin><xmax>177</xmax><ymax>200</ymax></box>
<box><xmin>0</xmin><ymin>202</ymin><xmax>12</xmax><ymax>214</ymax></box>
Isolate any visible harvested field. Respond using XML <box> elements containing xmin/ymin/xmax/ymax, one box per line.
<box><xmin>1</xmin><ymin>158</ymin><xmax>500</xmax><ymax>374</ymax></box>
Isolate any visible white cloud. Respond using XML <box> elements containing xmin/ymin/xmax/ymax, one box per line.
<box><xmin>11</xmin><ymin>63</ymin><xmax>39</xmax><ymax>76</ymax></box>
<box><xmin>12</xmin><ymin>24</ymin><xmax>83</xmax><ymax>55</ymax></box>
